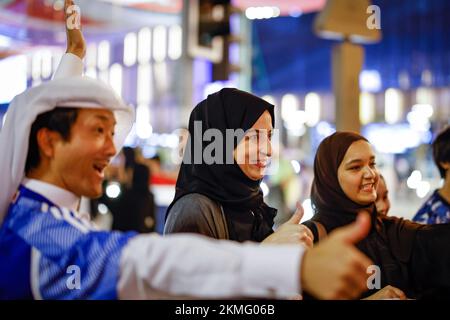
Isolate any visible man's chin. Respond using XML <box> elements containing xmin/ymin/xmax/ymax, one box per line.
<box><xmin>82</xmin><ymin>188</ymin><xmax>103</xmax><ymax>199</ymax></box>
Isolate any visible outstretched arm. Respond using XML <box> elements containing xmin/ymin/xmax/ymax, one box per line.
<box><xmin>64</xmin><ymin>0</ymin><xmax>86</xmax><ymax>59</ymax></box>
<box><xmin>53</xmin><ymin>0</ymin><xmax>85</xmax><ymax>79</ymax></box>
<box><xmin>121</xmin><ymin>212</ymin><xmax>373</xmax><ymax>300</ymax></box>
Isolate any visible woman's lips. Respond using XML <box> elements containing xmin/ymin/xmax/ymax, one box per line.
<box><xmin>255</xmin><ymin>159</ymin><xmax>269</xmax><ymax>169</ymax></box>
<box><xmin>360</xmin><ymin>183</ymin><xmax>374</xmax><ymax>192</ymax></box>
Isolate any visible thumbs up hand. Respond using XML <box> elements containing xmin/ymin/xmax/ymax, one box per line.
<box><xmin>300</xmin><ymin>212</ymin><xmax>373</xmax><ymax>300</ymax></box>
<box><xmin>261</xmin><ymin>202</ymin><xmax>314</xmax><ymax>248</ymax></box>
<box><xmin>288</xmin><ymin>201</ymin><xmax>305</xmax><ymax>224</ymax></box>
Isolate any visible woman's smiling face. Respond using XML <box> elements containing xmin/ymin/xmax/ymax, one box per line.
<box><xmin>234</xmin><ymin>110</ymin><xmax>273</xmax><ymax>181</ymax></box>
<box><xmin>337</xmin><ymin>140</ymin><xmax>379</xmax><ymax>205</ymax></box>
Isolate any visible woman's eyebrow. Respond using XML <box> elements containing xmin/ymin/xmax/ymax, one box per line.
<box><xmin>345</xmin><ymin>159</ymin><xmax>363</xmax><ymax>166</ymax></box>
<box><xmin>345</xmin><ymin>156</ymin><xmax>376</xmax><ymax>166</ymax></box>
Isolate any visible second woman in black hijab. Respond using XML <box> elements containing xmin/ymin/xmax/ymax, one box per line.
<box><xmin>164</xmin><ymin>88</ymin><xmax>313</xmax><ymax>245</ymax></box>
<box><xmin>303</xmin><ymin>131</ymin><xmax>450</xmax><ymax>299</ymax></box>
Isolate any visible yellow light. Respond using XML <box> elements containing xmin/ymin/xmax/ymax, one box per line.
<box><xmin>384</xmin><ymin>88</ymin><xmax>403</xmax><ymax>124</ymax></box>
<box><xmin>359</xmin><ymin>92</ymin><xmax>375</xmax><ymax>125</ymax></box>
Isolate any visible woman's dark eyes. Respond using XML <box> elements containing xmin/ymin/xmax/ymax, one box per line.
<box><xmin>350</xmin><ymin>163</ymin><xmax>376</xmax><ymax>170</ymax></box>
<box><xmin>248</xmin><ymin>133</ymin><xmax>272</xmax><ymax>140</ymax></box>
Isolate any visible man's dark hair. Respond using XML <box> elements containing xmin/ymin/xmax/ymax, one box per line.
<box><xmin>433</xmin><ymin>126</ymin><xmax>450</xmax><ymax>178</ymax></box>
<box><xmin>25</xmin><ymin>107</ymin><xmax>79</xmax><ymax>174</ymax></box>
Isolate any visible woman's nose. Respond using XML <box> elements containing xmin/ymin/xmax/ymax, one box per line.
<box><xmin>265</xmin><ymin>140</ymin><xmax>272</xmax><ymax>157</ymax></box>
<box><xmin>258</xmin><ymin>134</ymin><xmax>272</xmax><ymax>157</ymax></box>
<box><xmin>363</xmin><ymin>166</ymin><xmax>376</xmax><ymax>178</ymax></box>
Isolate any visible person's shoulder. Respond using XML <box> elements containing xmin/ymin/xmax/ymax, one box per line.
<box><xmin>433</xmin><ymin>189</ymin><xmax>450</xmax><ymax>208</ymax></box>
<box><xmin>164</xmin><ymin>193</ymin><xmax>223</xmax><ymax>236</ymax></box>
<box><xmin>411</xmin><ymin>189</ymin><xmax>442</xmax><ymax>223</ymax></box>
<box><xmin>167</xmin><ymin>193</ymin><xmax>221</xmax><ymax>221</ymax></box>
<box><xmin>381</xmin><ymin>214</ymin><xmax>426</xmax><ymax>236</ymax></box>
<box><xmin>174</xmin><ymin>193</ymin><xmax>219</xmax><ymax>209</ymax></box>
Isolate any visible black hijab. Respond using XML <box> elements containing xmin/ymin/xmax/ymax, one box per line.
<box><xmin>166</xmin><ymin>88</ymin><xmax>276</xmax><ymax>242</ymax></box>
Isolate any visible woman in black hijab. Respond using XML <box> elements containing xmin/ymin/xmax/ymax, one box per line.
<box><xmin>113</xmin><ymin>163</ymin><xmax>155</xmax><ymax>233</ymax></box>
<box><xmin>164</xmin><ymin>88</ymin><xmax>312</xmax><ymax>244</ymax></box>
<box><xmin>303</xmin><ymin>131</ymin><xmax>450</xmax><ymax>299</ymax></box>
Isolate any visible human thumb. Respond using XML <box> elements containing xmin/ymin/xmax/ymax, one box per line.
<box><xmin>287</xmin><ymin>201</ymin><xmax>304</xmax><ymax>224</ymax></box>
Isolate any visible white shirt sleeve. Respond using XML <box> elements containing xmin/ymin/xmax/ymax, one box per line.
<box><xmin>117</xmin><ymin>233</ymin><xmax>304</xmax><ymax>299</ymax></box>
<box><xmin>52</xmin><ymin>53</ymin><xmax>84</xmax><ymax>79</ymax></box>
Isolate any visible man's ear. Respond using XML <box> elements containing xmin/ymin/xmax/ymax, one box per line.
<box><xmin>36</xmin><ymin>128</ymin><xmax>61</xmax><ymax>159</ymax></box>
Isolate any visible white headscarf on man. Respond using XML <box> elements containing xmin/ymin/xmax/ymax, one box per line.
<box><xmin>0</xmin><ymin>70</ymin><xmax>134</xmax><ymax>224</ymax></box>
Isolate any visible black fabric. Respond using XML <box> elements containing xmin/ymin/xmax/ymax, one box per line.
<box><xmin>409</xmin><ymin>223</ymin><xmax>450</xmax><ymax>299</ymax></box>
<box><xmin>112</xmin><ymin>164</ymin><xmax>155</xmax><ymax>233</ymax></box>
<box><xmin>166</xmin><ymin>88</ymin><xmax>276</xmax><ymax>242</ymax></box>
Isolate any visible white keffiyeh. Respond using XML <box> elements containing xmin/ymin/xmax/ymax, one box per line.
<box><xmin>0</xmin><ymin>55</ymin><xmax>134</xmax><ymax>224</ymax></box>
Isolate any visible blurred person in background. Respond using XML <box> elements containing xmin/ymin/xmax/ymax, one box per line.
<box><xmin>148</xmin><ymin>154</ymin><xmax>177</xmax><ymax>185</ymax></box>
<box><xmin>121</xmin><ymin>146</ymin><xmax>136</xmax><ymax>187</ymax></box>
<box><xmin>112</xmin><ymin>163</ymin><xmax>156</xmax><ymax>233</ymax></box>
<box><xmin>375</xmin><ymin>175</ymin><xmax>390</xmax><ymax>216</ymax></box>
<box><xmin>413</xmin><ymin>126</ymin><xmax>450</xmax><ymax>224</ymax></box>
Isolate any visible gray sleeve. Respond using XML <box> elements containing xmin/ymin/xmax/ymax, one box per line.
<box><xmin>163</xmin><ymin>194</ymin><xmax>229</xmax><ymax>240</ymax></box>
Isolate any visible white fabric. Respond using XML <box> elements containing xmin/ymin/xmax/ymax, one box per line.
<box><xmin>23</xmin><ymin>178</ymin><xmax>80</xmax><ymax>212</ymax></box>
<box><xmin>0</xmin><ymin>53</ymin><xmax>134</xmax><ymax>224</ymax></box>
<box><xmin>118</xmin><ymin>233</ymin><xmax>303</xmax><ymax>299</ymax></box>
<box><xmin>52</xmin><ymin>53</ymin><xmax>84</xmax><ymax>80</ymax></box>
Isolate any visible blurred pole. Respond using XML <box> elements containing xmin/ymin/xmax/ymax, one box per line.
<box><xmin>314</xmin><ymin>0</ymin><xmax>381</xmax><ymax>133</ymax></box>
<box><xmin>180</xmin><ymin>0</ymin><xmax>194</xmax><ymax>126</ymax></box>
<box><xmin>237</xmin><ymin>14</ymin><xmax>252</xmax><ymax>91</ymax></box>
<box><xmin>332</xmin><ymin>41</ymin><xmax>364</xmax><ymax>133</ymax></box>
